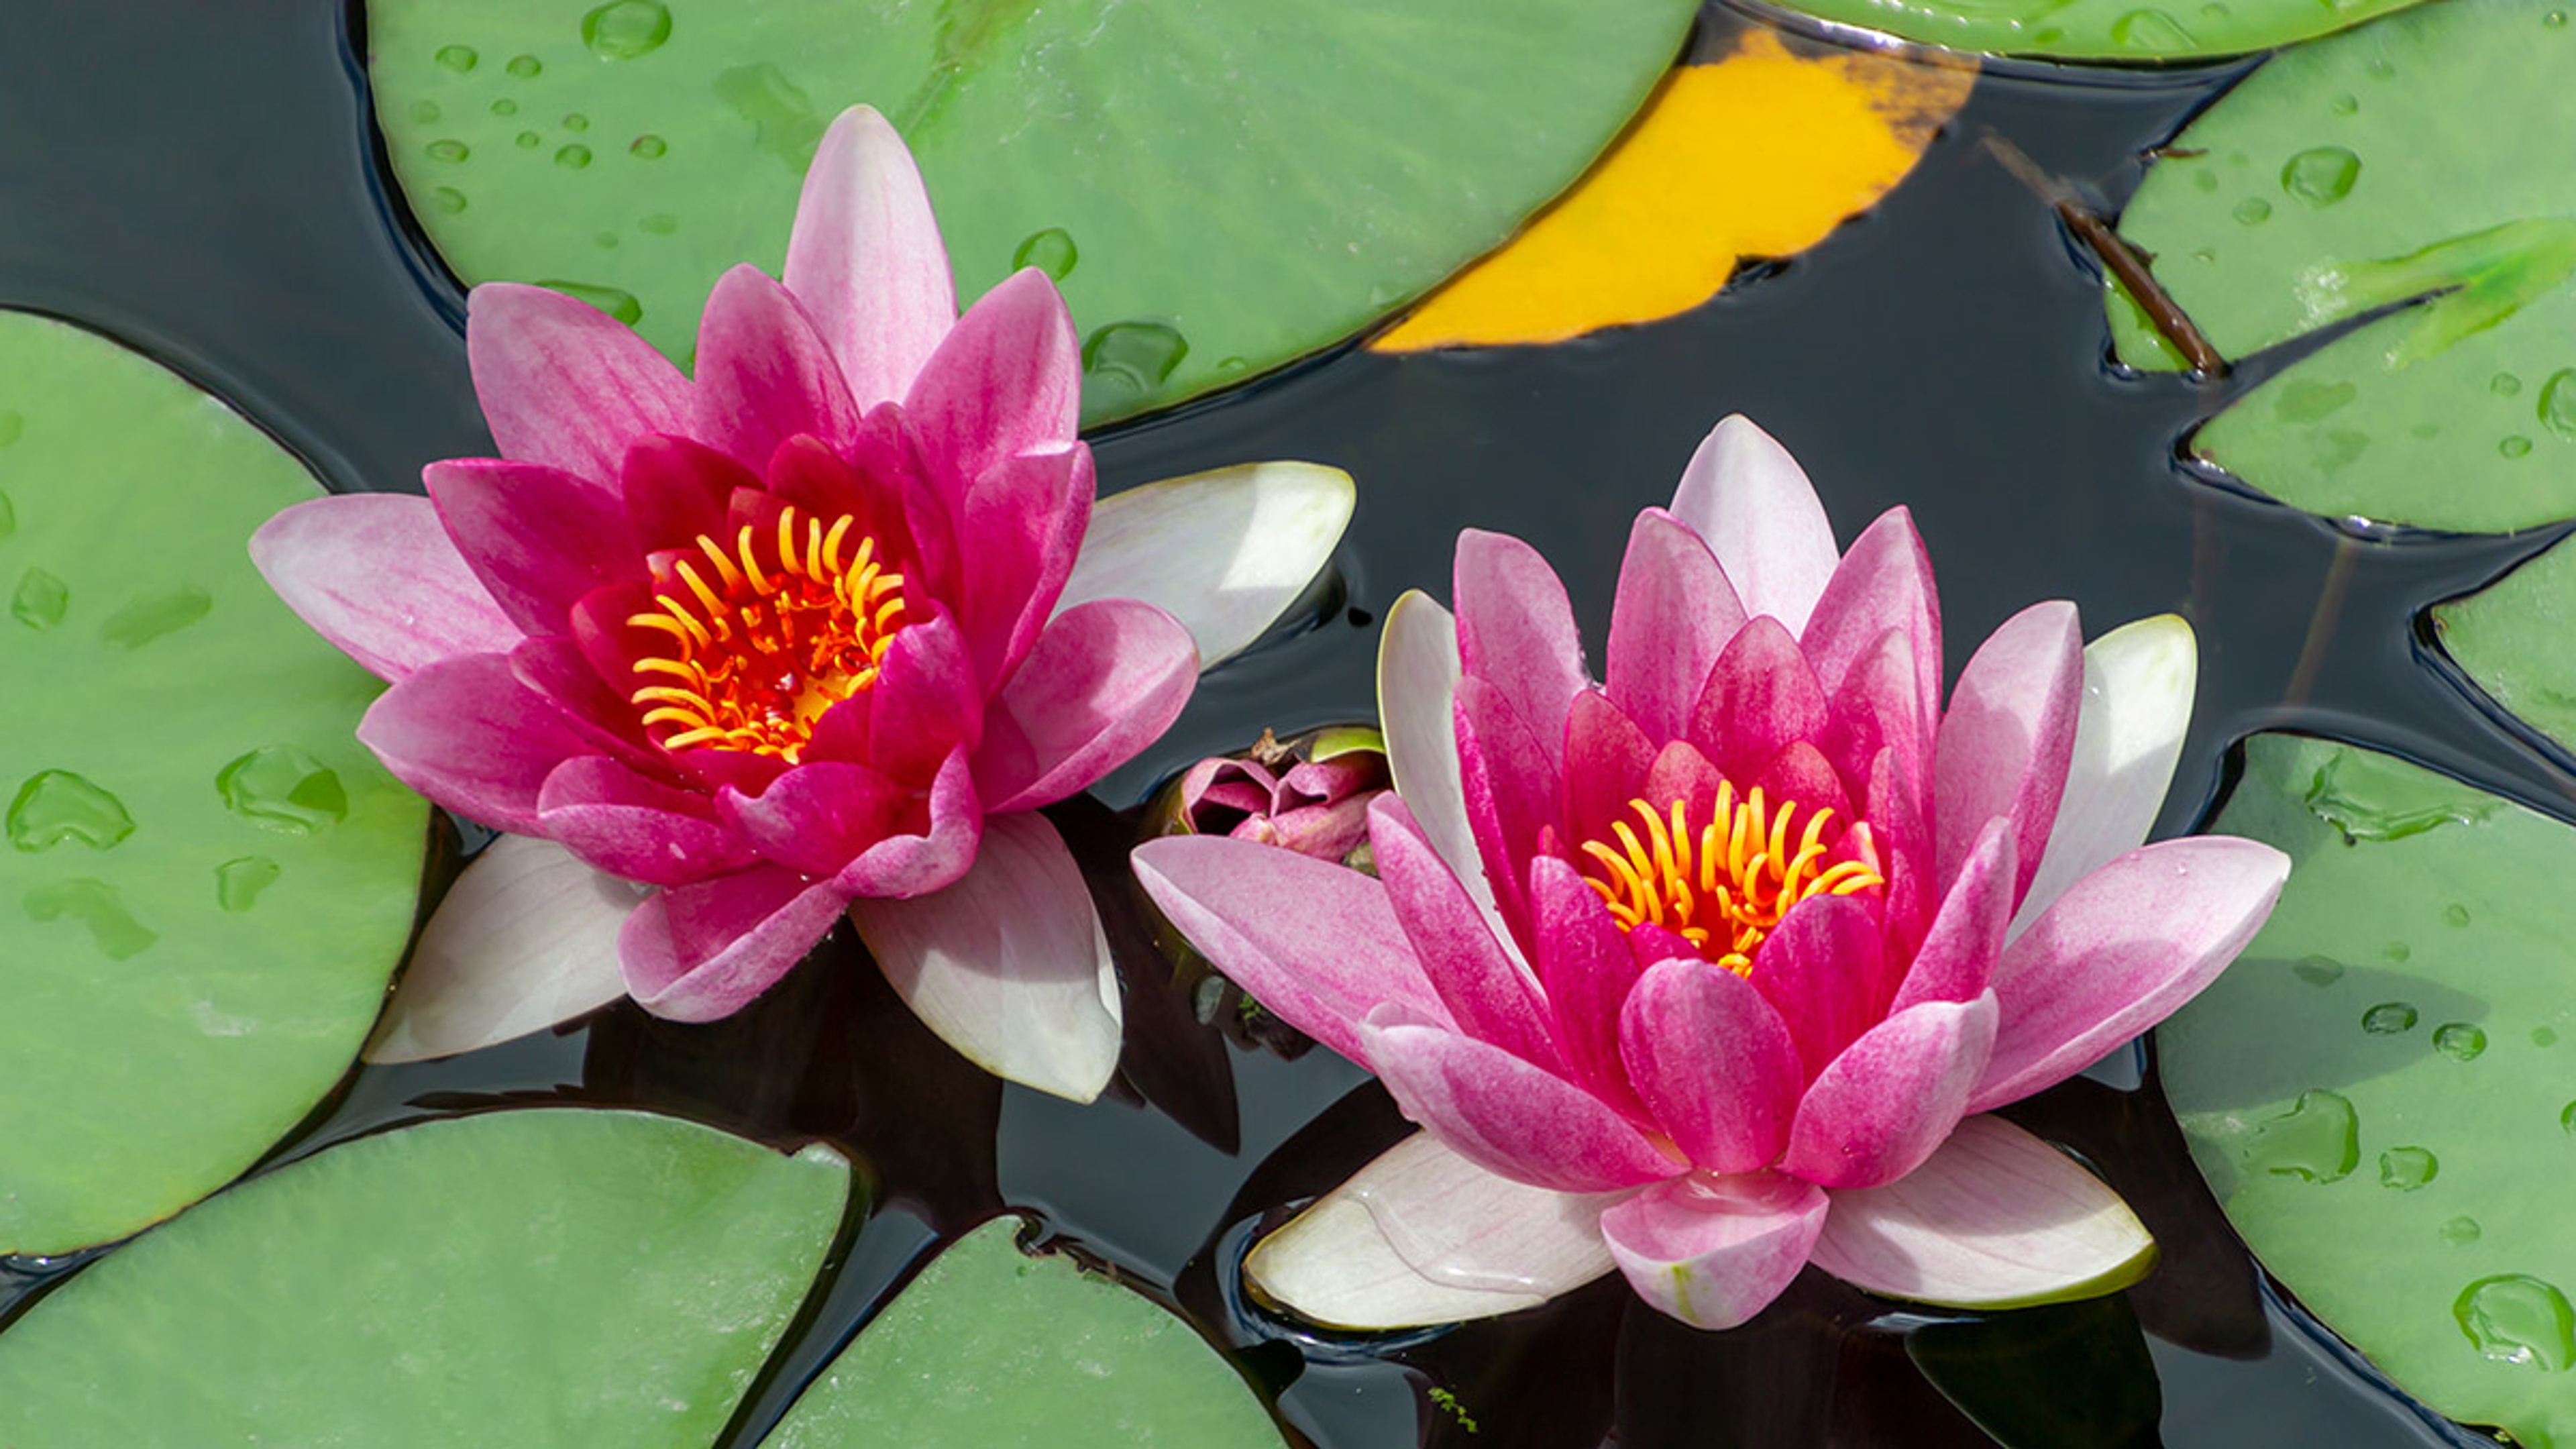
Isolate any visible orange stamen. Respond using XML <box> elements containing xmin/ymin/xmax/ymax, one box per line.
<box><xmin>1576</xmin><ymin>782</ymin><xmax>1884</xmax><ymax>977</ymax></box>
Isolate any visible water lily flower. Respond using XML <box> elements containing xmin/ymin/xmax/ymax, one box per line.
<box><xmin>255</xmin><ymin>105</ymin><xmax>1352</xmax><ymax>1102</ymax></box>
<box><xmin>1134</xmin><ymin>417</ymin><xmax>2288</xmax><ymax>1330</ymax></box>
<box><xmin>1175</xmin><ymin>728</ymin><xmax>1389</xmax><ymax>867</ymax></box>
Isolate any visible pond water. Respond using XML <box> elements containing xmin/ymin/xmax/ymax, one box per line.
<box><xmin>2</xmin><ymin>0</ymin><xmax>2565</xmax><ymax>1442</ymax></box>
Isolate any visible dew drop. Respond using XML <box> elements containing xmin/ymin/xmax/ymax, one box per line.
<box><xmin>2365</xmin><ymin>56</ymin><xmax>2396</xmax><ymax>78</ymax></box>
<box><xmin>409</xmin><ymin>100</ymin><xmax>440</xmax><ymax>125</ymax></box>
<box><xmin>2495</xmin><ymin>372</ymin><xmax>2524</xmax><ymax>396</ymax></box>
<box><xmin>2456</xmin><ymin>1275</ymin><xmax>2576</xmax><ymax>1371</ymax></box>
<box><xmin>23</xmin><ymin>879</ymin><xmax>155</xmax><ymax>960</ymax></box>
<box><xmin>431</xmin><ymin>186</ymin><xmax>468</xmax><ymax>215</ymax></box>
<box><xmin>2384</xmin><ymin>941</ymin><xmax>2411</xmax><ymax>963</ymax></box>
<box><xmin>2444</xmin><ymin>1216</ymin><xmax>2483</xmax><ymax>1245</ymax></box>
<box><xmin>506</xmin><ymin>54</ymin><xmax>543</xmax><ymax>78</ymax></box>
<box><xmin>1214</xmin><ymin>356</ymin><xmax>1251</xmax><ymax>377</ymax></box>
<box><xmin>555</xmin><ymin>144</ymin><xmax>592</xmax><ymax>170</ymax></box>
<box><xmin>2329</xmin><ymin>93</ymin><xmax>2359</xmax><ymax>115</ymax></box>
<box><xmin>2538</xmin><ymin>370</ymin><xmax>2576</xmax><ymax>440</ymax></box>
<box><xmin>516</xmin><ymin>131</ymin><xmax>542</xmax><ymax>150</ymax></box>
<box><xmin>490</xmin><ymin>98</ymin><xmax>519</xmax><ymax>117</ymax></box>
<box><xmin>425</xmin><ymin>138</ymin><xmax>470</xmax><ymax>164</ymax></box>
<box><xmin>213</xmin><ymin>746</ymin><xmax>348</xmax><ymax>835</ymax></box>
<box><xmin>538</xmin><ymin>280</ymin><xmax>641</xmax><ymax>326</ymax></box>
<box><xmin>215</xmin><ymin>856</ymin><xmax>282</xmax><ymax>913</ymax></box>
<box><xmin>630</xmin><ymin>134</ymin><xmax>667</xmax><ymax>160</ymax></box>
<box><xmin>1012</xmin><ymin>227</ymin><xmax>1079</xmax><ymax>282</ymax></box>
<box><xmin>12</xmin><ymin>568</ymin><xmax>67</xmax><ymax>629</ymax></box>
<box><xmin>639</xmin><ymin>212</ymin><xmax>678</xmax><ymax>235</ymax></box>
<box><xmin>2379</xmin><ymin>1146</ymin><xmax>2437</xmax><ymax>1190</ymax></box>
<box><xmin>99</xmin><ymin>586</ymin><xmax>211</xmax><ymax>649</ymax></box>
<box><xmin>2303</xmin><ymin>746</ymin><xmax>2496</xmax><ymax>840</ymax></box>
<box><xmin>2537</xmin><ymin>1026</ymin><xmax>2560</xmax><ymax>1047</ymax></box>
<box><xmin>2194</xmin><ymin>170</ymin><xmax>2220</xmax><ymax>193</ymax></box>
<box><xmin>2435</xmin><ymin>1022</ymin><xmax>2489</xmax><ymax>1061</ymax></box>
<box><xmin>2293</xmin><ymin>953</ymin><xmax>2346</xmax><ymax>986</ymax></box>
<box><xmin>2281</xmin><ymin>146</ymin><xmax>2361</xmax><ymax>207</ymax></box>
<box><xmin>0</xmin><ymin>489</ymin><xmax>14</xmax><ymax>537</ymax></box>
<box><xmin>2245</xmin><ymin>1088</ymin><xmax>2359</xmax><ymax>1183</ymax></box>
<box><xmin>2233</xmin><ymin>197</ymin><xmax>2273</xmax><ymax>225</ymax></box>
<box><xmin>434</xmin><ymin>44</ymin><xmax>478</xmax><ymax>72</ymax></box>
<box><xmin>2362</xmin><ymin>1001</ymin><xmax>2418</xmax><ymax>1034</ymax></box>
<box><xmin>2502</xmin><ymin>435</ymin><xmax>2535</xmax><ymax>459</ymax></box>
<box><xmin>2109</xmin><ymin>7</ymin><xmax>2194</xmax><ymax>49</ymax></box>
<box><xmin>1081</xmin><ymin>320</ymin><xmax>1189</xmax><ymax>392</ymax></box>
<box><xmin>2445</xmin><ymin>902</ymin><xmax>2471</xmax><ymax>927</ymax></box>
<box><xmin>563</xmin><ymin>113</ymin><xmax>590</xmax><ymax>133</ymax></box>
<box><xmin>0</xmin><ymin>411</ymin><xmax>19</xmax><ymax>446</ymax></box>
<box><xmin>582</xmin><ymin>0</ymin><xmax>673</xmax><ymax>60</ymax></box>
<box><xmin>2561</xmin><ymin>1100</ymin><xmax>2576</xmax><ymax>1134</ymax></box>
<box><xmin>2551</xmin><ymin>7</ymin><xmax>2570</xmax><ymax>25</ymax></box>
<box><xmin>7</xmin><ymin>771</ymin><xmax>135</xmax><ymax>852</ymax></box>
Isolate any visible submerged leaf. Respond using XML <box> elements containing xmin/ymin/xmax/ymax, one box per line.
<box><xmin>0</xmin><ymin>311</ymin><xmax>427</xmax><ymax>1254</ymax></box>
<box><xmin>0</xmin><ymin>1110</ymin><xmax>851</xmax><ymax>1441</ymax></box>
<box><xmin>2160</xmin><ymin>735</ymin><xmax>2576</xmax><ymax>1449</ymax></box>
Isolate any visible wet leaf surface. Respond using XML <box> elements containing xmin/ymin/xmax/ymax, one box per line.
<box><xmin>1778</xmin><ymin>0</ymin><xmax>2422</xmax><ymax>62</ymax></box>
<box><xmin>0</xmin><ymin>311</ymin><xmax>428</xmax><ymax>1254</ymax></box>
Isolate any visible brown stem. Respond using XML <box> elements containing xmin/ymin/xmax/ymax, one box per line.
<box><xmin>1980</xmin><ymin>132</ymin><xmax>2227</xmax><ymax>376</ymax></box>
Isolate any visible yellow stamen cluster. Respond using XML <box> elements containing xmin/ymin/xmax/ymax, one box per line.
<box><xmin>626</xmin><ymin>506</ymin><xmax>907</xmax><ymax>762</ymax></box>
<box><xmin>1576</xmin><ymin>782</ymin><xmax>1884</xmax><ymax>975</ymax></box>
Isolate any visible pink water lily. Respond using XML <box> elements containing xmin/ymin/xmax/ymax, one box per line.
<box><xmin>256</xmin><ymin>105</ymin><xmax>1352</xmax><ymax>1102</ymax></box>
<box><xmin>1134</xmin><ymin>417</ymin><xmax>2288</xmax><ymax>1329</ymax></box>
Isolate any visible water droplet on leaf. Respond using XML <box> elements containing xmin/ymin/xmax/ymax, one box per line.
<box><xmin>426</xmin><ymin>139</ymin><xmax>469</xmax><ymax>164</ymax></box>
<box><xmin>630</xmin><ymin>134</ymin><xmax>667</xmax><ymax>160</ymax></box>
<box><xmin>2281</xmin><ymin>146</ymin><xmax>2361</xmax><ymax>207</ymax></box>
<box><xmin>1012</xmin><ymin>227</ymin><xmax>1079</xmax><ymax>282</ymax></box>
<box><xmin>2246</xmin><ymin>1088</ymin><xmax>2359</xmax><ymax>1183</ymax></box>
<box><xmin>1082</xmin><ymin>320</ymin><xmax>1189</xmax><ymax>392</ymax></box>
<box><xmin>538</xmin><ymin>280</ymin><xmax>641</xmax><ymax>326</ymax></box>
<box><xmin>23</xmin><ymin>878</ymin><xmax>155</xmax><ymax>960</ymax></box>
<box><xmin>2233</xmin><ymin>197</ymin><xmax>2273</xmax><ymax>225</ymax></box>
<box><xmin>2363</xmin><ymin>1002</ymin><xmax>2418</xmax><ymax>1034</ymax></box>
<box><xmin>555</xmin><ymin>144</ymin><xmax>592</xmax><ymax>170</ymax></box>
<box><xmin>213</xmin><ymin>747</ymin><xmax>347</xmax><ymax>835</ymax></box>
<box><xmin>582</xmin><ymin>0</ymin><xmax>673</xmax><ymax>60</ymax></box>
<box><xmin>2456</xmin><ymin>1275</ymin><xmax>2576</xmax><ymax>1371</ymax></box>
<box><xmin>12</xmin><ymin>568</ymin><xmax>67</xmax><ymax>629</ymax></box>
<box><xmin>2502</xmin><ymin>435</ymin><xmax>2535</xmax><ymax>459</ymax></box>
<box><xmin>433</xmin><ymin>44</ymin><xmax>477</xmax><ymax>72</ymax></box>
<box><xmin>2294</xmin><ymin>953</ymin><xmax>2346</xmax><ymax>985</ymax></box>
<box><xmin>2379</xmin><ymin>1146</ymin><xmax>2437</xmax><ymax>1189</ymax></box>
<box><xmin>2435</xmin><ymin>1023</ymin><xmax>2489</xmax><ymax>1061</ymax></box>
<box><xmin>506</xmin><ymin>54</ymin><xmax>543</xmax><ymax>78</ymax></box>
<box><xmin>7</xmin><ymin>771</ymin><xmax>135</xmax><ymax>852</ymax></box>
<box><xmin>215</xmin><ymin>856</ymin><xmax>281</xmax><ymax>913</ymax></box>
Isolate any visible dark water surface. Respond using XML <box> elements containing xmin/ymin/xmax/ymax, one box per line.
<box><xmin>1</xmin><ymin>0</ymin><xmax>2563</xmax><ymax>1442</ymax></box>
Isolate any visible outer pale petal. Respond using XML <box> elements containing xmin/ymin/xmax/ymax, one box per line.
<box><xmin>356</xmin><ymin>653</ymin><xmax>601</xmax><ymax>834</ymax></box>
<box><xmin>1780</xmin><ymin>994</ymin><xmax>2000</xmax><ymax>1190</ymax></box>
<box><xmin>1621</xmin><ymin>959</ymin><xmax>1803</xmax><ymax>1175</ymax></box>
<box><xmin>833</xmin><ymin>745</ymin><xmax>984</xmax><ymax>899</ymax></box>
<box><xmin>1599</xmin><ymin>1172</ymin><xmax>1830</xmax><ymax>1330</ymax></box>
<box><xmin>1453</xmin><ymin>530</ymin><xmax>1589</xmax><ymax>771</ymax></box>
<box><xmin>904</xmin><ymin>268</ymin><xmax>1082</xmax><ymax>494</ymax></box>
<box><xmin>972</xmin><ymin>598</ymin><xmax>1197</xmax><ymax>812</ymax></box>
<box><xmin>364</xmin><ymin>835</ymin><xmax>643</xmax><ymax>1063</ymax></box>
<box><xmin>1057</xmin><ymin>462</ymin><xmax>1354</xmax><ymax>669</ymax></box>
<box><xmin>1809</xmin><ymin>1115</ymin><xmax>2156</xmax><ymax>1309</ymax></box>
<box><xmin>1132</xmin><ymin>835</ymin><xmax>1452</xmax><ymax>1065</ymax></box>
<box><xmin>1932</xmin><ymin>600</ymin><xmax>2085</xmax><ymax>906</ymax></box>
<box><xmin>784</xmin><ymin>105</ymin><xmax>957</xmax><ymax>410</ymax></box>
<box><xmin>1379</xmin><ymin>590</ymin><xmax>1519</xmax><ymax>961</ymax></box>
<box><xmin>1667</xmin><ymin>415</ymin><xmax>1839</xmax><ymax>636</ymax></box>
<box><xmin>2008</xmin><ymin>614</ymin><xmax>2196</xmax><ymax>941</ymax></box>
<box><xmin>1246</xmin><ymin>1132</ymin><xmax>1620</xmax><ymax>1330</ymax></box>
<box><xmin>1970</xmin><ymin>837</ymin><xmax>2288</xmax><ymax>1112</ymax></box>
<box><xmin>250</xmin><ymin>494</ymin><xmax>521</xmax><ymax>683</ymax></box>
<box><xmin>847</xmin><ymin>812</ymin><xmax>1122</xmax><ymax>1103</ymax></box>
<box><xmin>621</xmin><ymin>865</ymin><xmax>852</xmax><ymax>1021</ymax></box>
<box><xmin>1605</xmin><ymin>509</ymin><xmax>1744</xmax><ymax>743</ymax></box>
<box><xmin>1361</xmin><ymin>1011</ymin><xmax>1680</xmax><ymax>1193</ymax></box>
<box><xmin>466</xmin><ymin>282</ymin><xmax>692</xmax><ymax>484</ymax></box>
<box><xmin>1371</xmin><ymin>795</ymin><xmax>1558</xmax><ymax>1072</ymax></box>
<box><xmin>690</xmin><ymin>264</ymin><xmax>862</xmax><ymax>468</ymax></box>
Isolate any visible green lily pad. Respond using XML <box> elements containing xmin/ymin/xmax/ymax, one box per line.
<box><xmin>0</xmin><ymin>312</ymin><xmax>428</xmax><ymax>1254</ymax></box>
<box><xmin>0</xmin><ymin>1110</ymin><xmax>850</xmax><ymax>1442</ymax></box>
<box><xmin>2110</xmin><ymin>0</ymin><xmax>2576</xmax><ymax>532</ymax></box>
<box><xmin>1776</xmin><ymin>0</ymin><xmax>2422</xmax><ymax>63</ymax></box>
<box><xmin>2159</xmin><ymin>735</ymin><xmax>2576</xmax><ymax>1449</ymax></box>
<box><xmin>2431</xmin><ymin>536</ymin><xmax>2576</xmax><ymax>758</ymax></box>
<box><xmin>364</xmin><ymin>0</ymin><xmax>1695</xmax><ymax>425</ymax></box>
<box><xmin>762</xmin><ymin>1217</ymin><xmax>1282</xmax><ymax>1446</ymax></box>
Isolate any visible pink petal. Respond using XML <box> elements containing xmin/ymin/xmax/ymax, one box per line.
<box><xmin>2010</xmin><ymin>614</ymin><xmax>2196</xmax><ymax>939</ymax></box>
<box><xmin>858</xmin><ymin>611</ymin><xmax>987</xmax><ymax>784</ymax></box>
<box><xmin>1810</xmin><ymin>1114</ymin><xmax>2155</xmax><ymax>1309</ymax></box>
<box><xmin>690</xmin><ymin>264</ymin><xmax>862</xmax><ymax>469</ymax></box>
<box><xmin>537</xmin><ymin>755</ymin><xmax>754</xmax><ymax>886</ymax></box>
<box><xmin>783</xmin><ymin>105</ymin><xmax>957</xmax><ymax>411</ymax></box>
<box><xmin>506</xmin><ymin>635</ymin><xmax>670</xmax><ymax>777</ymax></box>
<box><xmin>1528</xmin><ymin>855</ymin><xmax>1650</xmax><ymax>1119</ymax></box>
<box><xmin>1378</xmin><ymin>592</ymin><xmax>1515</xmax><ymax>956</ymax></box>
<box><xmin>356</xmin><ymin>653</ymin><xmax>602</xmax><ymax>833</ymax></box>
<box><xmin>1605</xmin><ymin>509</ymin><xmax>1746</xmax><ymax>743</ymax></box>
<box><xmin>1371</xmin><ymin>795</ymin><xmax>1562</xmax><ymax>1072</ymax></box>
<box><xmin>1796</xmin><ymin>508</ymin><xmax>1940</xmax><ymax>727</ymax></box>
<box><xmin>1246</xmin><ymin>1132</ymin><xmax>1620</xmax><ymax>1330</ymax></box>
<box><xmin>1970</xmin><ymin>835</ymin><xmax>2289</xmax><ymax>1112</ymax></box>
<box><xmin>903</xmin><ymin>268</ymin><xmax>1081</xmax><ymax>498</ymax></box>
<box><xmin>620</xmin><ymin>865</ymin><xmax>852</xmax><ymax>1021</ymax></box>
<box><xmin>1748</xmin><ymin>892</ymin><xmax>1884</xmax><ymax>1078</ymax></box>
<box><xmin>1667</xmin><ymin>416</ymin><xmax>1839</xmax><ymax>636</ymax></box>
<box><xmin>972</xmin><ymin>598</ymin><xmax>1197</xmax><ymax>812</ymax></box>
<box><xmin>466</xmin><ymin>282</ymin><xmax>692</xmax><ymax>484</ymax></box>
<box><xmin>1931</xmin><ymin>600</ymin><xmax>2084</xmax><ymax>906</ymax></box>
<box><xmin>250</xmin><ymin>494</ymin><xmax>521</xmax><ymax>684</ymax></box>
<box><xmin>1888</xmin><ymin>817</ymin><xmax>2015</xmax><ymax>1016</ymax></box>
<box><xmin>1781</xmin><ymin>993</ymin><xmax>1999</xmax><ymax>1190</ymax></box>
<box><xmin>713</xmin><ymin>760</ymin><xmax>908</xmax><ymax>879</ymax></box>
<box><xmin>1620</xmin><ymin>959</ymin><xmax>1803</xmax><ymax>1175</ymax></box>
<box><xmin>1815</xmin><ymin>626</ymin><xmax>1931</xmax><ymax>807</ymax></box>
<box><xmin>1453</xmin><ymin>529</ymin><xmax>1589</xmax><ymax>772</ymax></box>
<box><xmin>1560</xmin><ymin>689</ymin><xmax>1657</xmax><ymax>855</ymax></box>
<box><xmin>1131</xmin><ymin>834</ymin><xmax>1452</xmax><ymax>1064</ymax></box>
<box><xmin>831</xmin><ymin>745</ymin><xmax>984</xmax><ymax>899</ymax></box>
<box><xmin>955</xmin><ymin>442</ymin><xmax>1093</xmax><ymax>688</ymax></box>
<box><xmin>847</xmin><ymin>812</ymin><xmax>1122</xmax><ymax>1102</ymax></box>
<box><xmin>619</xmin><ymin>433</ymin><xmax>758</xmax><ymax>554</ymax></box>
<box><xmin>425</xmin><ymin>458</ymin><xmax>639</xmax><ymax>635</ymax></box>
<box><xmin>1687</xmin><ymin>616</ymin><xmax>1828</xmax><ymax>789</ymax></box>
<box><xmin>1599</xmin><ymin>1171</ymin><xmax>1829</xmax><ymax>1330</ymax></box>
<box><xmin>365</xmin><ymin>835</ymin><xmax>644</xmax><ymax>1063</ymax></box>
<box><xmin>1361</xmin><ymin>1010</ymin><xmax>1682</xmax><ymax>1193</ymax></box>
<box><xmin>1454</xmin><ymin>674</ymin><xmax>1554</xmax><ymax>947</ymax></box>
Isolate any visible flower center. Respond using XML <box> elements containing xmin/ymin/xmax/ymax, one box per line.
<box><xmin>625</xmin><ymin>506</ymin><xmax>908</xmax><ymax>763</ymax></box>
<box><xmin>1576</xmin><ymin>783</ymin><xmax>1884</xmax><ymax>975</ymax></box>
